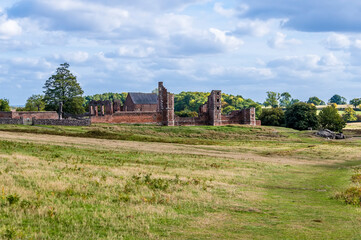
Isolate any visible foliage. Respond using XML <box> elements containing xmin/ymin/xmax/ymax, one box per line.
<box><xmin>350</xmin><ymin>98</ymin><xmax>361</xmax><ymax>108</ymax></box>
<box><xmin>174</xmin><ymin>91</ymin><xmax>209</xmax><ymax>112</ymax></box>
<box><xmin>24</xmin><ymin>94</ymin><xmax>45</xmax><ymax>111</ymax></box>
<box><xmin>264</xmin><ymin>91</ymin><xmax>280</xmax><ymax>108</ymax></box>
<box><xmin>343</xmin><ymin>107</ymin><xmax>357</xmax><ymax>122</ymax></box>
<box><xmin>259</xmin><ymin>108</ymin><xmax>285</xmax><ymax>126</ymax></box>
<box><xmin>279</xmin><ymin>92</ymin><xmax>292</xmax><ymax>107</ymax></box>
<box><xmin>307</xmin><ymin>96</ymin><xmax>326</xmax><ymax>106</ymax></box>
<box><xmin>84</xmin><ymin>92</ymin><xmax>128</xmax><ymax>108</ymax></box>
<box><xmin>0</xmin><ymin>98</ymin><xmax>11</xmax><ymax>111</ymax></box>
<box><xmin>174</xmin><ymin>91</ymin><xmax>262</xmax><ymax>118</ymax></box>
<box><xmin>329</xmin><ymin>94</ymin><xmax>347</xmax><ymax>105</ymax></box>
<box><xmin>175</xmin><ymin>110</ymin><xmax>198</xmax><ymax>117</ymax></box>
<box><xmin>43</xmin><ymin>63</ymin><xmax>84</xmax><ymax>115</ymax></box>
<box><xmin>319</xmin><ymin>106</ymin><xmax>346</xmax><ymax>132</ymax></box>
<box><xmin>285</xmin><ymin>102</ymin><xmax>319</xmax><ymax>130</ymax></box>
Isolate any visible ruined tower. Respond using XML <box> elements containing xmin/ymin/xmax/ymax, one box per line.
<box><xmin>208</xmin><ymin>90</ymin><xmax>222</xmax><ymax>126</ymax></box>
<box><xmin>158</xmin><ymin>82</ymin><xmax>175</xmax><ymax>126</ymax></box>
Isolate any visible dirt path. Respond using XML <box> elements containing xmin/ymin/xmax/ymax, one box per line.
<box><xmin>0</xmin><ymin>131</ymin><xmax>326</xmax><ymax>165</ymax></box>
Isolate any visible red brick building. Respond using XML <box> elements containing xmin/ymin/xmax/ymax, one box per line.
<box><xmin>123</xmin><ymin>93</ymin><xmax>158</xmax><ymax>112</ymax></box>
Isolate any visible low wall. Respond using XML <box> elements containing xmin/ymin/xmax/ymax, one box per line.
<box><xmin>0</xmin><ymin>111</ymin><xmax>58</xmax><ymax>120</ymax></box>
<box><xmin>0</xmin><ymin>112</ymin><xmax>13</xmax><ymax>118</ymax></box>
<box><xmin>91</xmin><ymin>112</ymin><xmax>160</xmax><ymax>124</ymax></box>
<box><xmin>174</xmin><ymin>116</ymin><xmax>207</xmax><ymax>126</ymax></box>
<box><xmin>0</xmin><ymin>118</ymin><xmax>23</xmax><ymax>125</ymax></box>
<box><xmin>33</xmin><ymin>119</ymin><xmax>91</xmax><ymax>126</ymax></box>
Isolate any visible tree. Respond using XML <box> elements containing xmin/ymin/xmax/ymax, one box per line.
<box><xmin>25</xmin><ymin>94</ymin><xmax>45</xmax><ymax>111</ymax></box>
<box><xmin>285</xmin><ymin>102</ymin><xmax>319</xmax><ymax>130</ymax></box>
<box><xmin>259</xmin><ymin>108</ymin><xmax>285</xmax><ymax>126</ymax></box>
<box><xmin>0</xmin><ymin>98</ymin><xmax>10</xmax><ymax>111</ymax></box>
<box><xmin>319</xmin><ymin>105</ymin><xmax>346</xmax><ymax>132</ymax></box>
<box><xmin>343</xmin><ymin>107</ymin><xmax>357</xmax><ymax>122</ymax></box>
<box><xmin>329</xmin><ymin>94</ymin><xmax>347</xmax><ymax>105</ymax></box>
<box><xmin>279</xmin><ymin>92</ymin><xmax>291</xmax><ymax>107</ymax></box>
<box><xmin>307</xmin><ymin>96</ymin><xmax>326</xmax><ymax>106</ymax></box>
<box><xmin>264</xmin><ymin>91</ymin><xmax>280</xmax><ymax>108</ymax></box>
<box><xmin>350</xmin><ymin>98</ymin><xmax>361</xmax><ymax>108</ymax></box>
<box><xmin>43</xmin><ymin>63</ymin><xmax>84</xmax><ymax>116</ymax></box>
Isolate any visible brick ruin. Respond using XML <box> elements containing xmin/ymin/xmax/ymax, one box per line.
<box><xmin>0</xmin><ymin>82</ymin><xmax>260</xmax><ymax>126</ymax></box>
<box><xmin>90</xmin><ymin>82</ymin><xmax>261</xmax><ymax>126</ymax></box>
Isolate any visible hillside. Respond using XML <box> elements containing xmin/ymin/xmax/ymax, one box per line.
<box><xmin>1</xmin><ymin>124</ymin><xmax>361</xmax><ymax>239</ymax></box>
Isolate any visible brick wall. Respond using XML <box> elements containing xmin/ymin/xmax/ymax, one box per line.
<box><xmin>91</xmin><ymin>112</ymin><xmax>160</xmax><ymax>124</ymax></box>
<box><xmin>0</xmin><ymin>112</ymin><xmax>13</xmax><ymax>118</ymax></box>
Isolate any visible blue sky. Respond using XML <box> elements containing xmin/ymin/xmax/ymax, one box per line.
<box><xmin>1</xmin><ymin>0</ymin><xmax>361</xmax><ymax>105</ymax></box>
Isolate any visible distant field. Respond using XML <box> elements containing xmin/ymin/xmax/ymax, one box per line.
<box><xmin>1</xmin><ymin>124</ymin><xmax>361</xmax><ymax>239</ymax></box>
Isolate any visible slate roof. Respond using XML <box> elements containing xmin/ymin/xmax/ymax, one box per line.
<box><xmin>128</xmin><ymin>92</ymin><xmax>158</xmax><ymax>105</ymax></box>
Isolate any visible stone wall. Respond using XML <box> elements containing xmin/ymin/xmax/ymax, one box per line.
<box><xmin>0</xmin><ymin>118</ymin><xmax>23</xmax><ymax>125</ymax></box>
<box><xmin>0</xmin><ymin>111</ymin><xmax>58</xmax><ymax>120</ymax></box>
<box><xmin>33</xmin><ymin>119</ymin><xmax>91</xmax><ymax>126</ymax></box>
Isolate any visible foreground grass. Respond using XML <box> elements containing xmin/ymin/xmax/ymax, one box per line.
<box><xmin>0</xmin><ymin>124</ymin><xmax>361</xmax><ymax>239</ymax></box>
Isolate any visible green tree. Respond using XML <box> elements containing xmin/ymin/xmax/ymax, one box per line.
<box><xmin>264</xmin><ymin>91</ymin><xmax>280</xmax><ymax>108</ymax></box>
<box><xmin>343</xmin><ymin>107</ymin><xmax>357</xmax><ymax>122</ymax></box>
<box><xmin>25</xmin><ymin>94</ymin><xmax>45</xmax><ymax>111</ymax></box>
<box><xmin>350</xmin><ymin>98</ymin><xmax>361</xmax><ymax>108</ymax></box>
<box><xmin>307</xmin><ymin>96</ymin><xmax>326</xmax><ymax>106</ymax></box>
<box><xmin>329</xmin><ymin>94</ymin><xmax>347</xmax><ymax>105</ymax></box>
<box><xmin>285</xmin><ymin>102</ymin><xmax>319</xmax><ymax>130</ymax></box>
<box><xmin>43</xmin><ymin>63</ymin><xmax>84</xmax><ymax>116</ymax></box>
<box><xmin>319</xmin><ymin>105</ymin><xmax>346</xmax><ymax>132</ymax></box>
<box><xmin>0</xmin><ymin>98</ymin><xmax>11</xmax><ymax>111</ymax></box>
<box><xmin>279</xmin><ymin>92</ymin><xmax>291</xmax><ymax>107</ymax></box>
<box><xmin>259</xmin><ymin>108</ymin><xmax>285</xmax><ymax>126</ymax></box>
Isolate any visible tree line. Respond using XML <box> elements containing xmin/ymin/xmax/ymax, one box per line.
<box><xmin>1</xmin><ymin>63</ymin><xmax>361</xmax><ymax>132</ymax></box>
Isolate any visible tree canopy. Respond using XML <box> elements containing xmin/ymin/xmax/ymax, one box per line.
<box><xmin>259</xmin><ymin>108</ymin><xmax>285</xmax><ymax>126</ymax></box>
<box><xmin>350</xmin><ymin>98</ymin><xmax>361</xmax><ymax>108</ymax></box>
<box><xmin>329</xmin><ymin>94</ymin><xmax>347</xmax><ymax>105</ymax></box>
<box><xmin>319</xmin><ymin>105</ymin><xmax>346</xmax><ymax>132</ymax></box>
<box><xmin>25</xmin><ymin>94</ymin><xmax>45</xmax><ymax>111</ymax></box>
<box><xmin>307</xmin><ymin>96</ymin><xmax>325</xmax><ymax>106</ymax></box>
<box><xmin>285</xmin><ymin>102</ymin><xmax>319</xmax><ymax>130</ymax></box>
<box><xmin>43</xmin><ymin>63</ymin><xmax>84</xmax><ymax>115</ymax></box>
<box><xmin>0</xmin><ymin>98</ymin><xmax>10</xmax><ymax>111</ymax></box>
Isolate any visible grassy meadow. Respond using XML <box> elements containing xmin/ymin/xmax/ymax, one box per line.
<box><xmin>0</xmin><ymin>123</ymin><xmax>361</xmax><ymax>239</ymax></box>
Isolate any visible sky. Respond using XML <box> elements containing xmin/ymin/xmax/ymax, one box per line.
<box><xmin>1</xmin><ymin>0</ymin><xmax>361</xmax><ymax>105</ymax></box>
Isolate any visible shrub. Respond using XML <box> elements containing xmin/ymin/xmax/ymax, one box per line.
<box><xmin>175</xmin><ymin>110</ymin><xmax>198</xmax><ymax>117</ymax></box>
<box><xmin>336</xmin><ymin>187</ymin><xmax>361</xmax><ymax>206</ymax></box>
<box><xmin>285</xmin><ymin>103</ymin><xmax>319</xmax><ymax>130</ymax></box>
<box><xmin>319</xmin><ymin>106</ymin><xmax>346</xmax><ymax>132</ymax></box>
<box><xmin>343</xmin><ymin>107</ymin><xmax>357</xmax><ymax>122</ymax></box>
<box><xmin>0</xmin><ymin>99</ymin><xmax>10</xmax><ymax>112</ymax></box>
<box><xmin>356</xmin><ymin>115</ymin><xmax>361</xmax><ymax>122</ymax></box>
<box><xmin>259</xmin><ymin>108</ymin><xmax>285</xmax><ymax>126</ymax></box>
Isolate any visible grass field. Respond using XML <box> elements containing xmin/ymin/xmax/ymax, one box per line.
<box><xmin>1</xmin><ymin>124</ymin><xmax>361</xmax><ymax>239</ymax></box>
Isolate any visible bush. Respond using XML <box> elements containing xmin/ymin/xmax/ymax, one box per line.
<box><xmin>285</xmin><ymin>103</ymin><xmax>319</xmax><ymax>130</ymax></box>
<box><xmin>343</xmin><ymin>107</ymin><xmax>357</xmax><ymax>122</ymax></box>
<box><xmin>356</xmin><ymin>115</ymin><xmax>361</xmax><ymax>122</ymax></box>
<box><xmin>319</xmin><ymin>106</ymin><xmax>346</xmax><ymax>132</ymax></box>
<box><xmin>336</xmin><ymin>187</ymin><xmax>361</xmax><ymax>206</ymax></box>
<box><xmin>175</xmin><ymin>110</ymin><xmax>198</xmax><ymax>117</ymax></box>
<box><xmin>259</xmin><ymin>108</ymin><xmax>285</xmax><ymax>126</ymax></box>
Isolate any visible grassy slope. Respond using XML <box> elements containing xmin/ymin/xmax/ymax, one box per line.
<box><xmin>0</xmin><ymin>124</ymin><xmax>361</xmax><ymax>239</ymax></box>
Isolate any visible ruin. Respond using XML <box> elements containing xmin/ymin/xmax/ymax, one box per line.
<box><xmin>90</xmin><ymin>82</ymin><xmax>261</xmax><ymax>126</ymax></box>
<box><xmin>0</xmin><ymin>82</ymin><xmax>261</xmax><ymax>126</ymax></box>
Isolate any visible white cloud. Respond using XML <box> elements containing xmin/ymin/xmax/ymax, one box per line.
<box><xmin>268</xmin><ymin>32</ymin><xmax>302</xmax><ymax>49</ymax></box>
<box><xmin>232</xmin><ymin>19</ymin><xmax>277</xmax><ymax>37</ymax></box>
<box><xmin>0</xmin><ymin>15</ymin><xmax>22</xmax><ymax>39</ymax></box>
<box><xmin>209</xmin><ymin>28</ymin><xmax>244</xmax><ymax>50</ymax></box>
<box><xmin>323</xmin><ymin>33</ymin><xmax>351</xmax><ymax>50</ymax></box>
<box><xmin>213</xmin><ymin>2</ymin><xmax>236</xmax><ymax>18</ymax></box>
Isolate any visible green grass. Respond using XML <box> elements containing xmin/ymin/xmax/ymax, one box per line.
<box><xmin>1</xmin><ymin>124</ymin><xmax>361</xmax><ymax>239</ymax></box>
